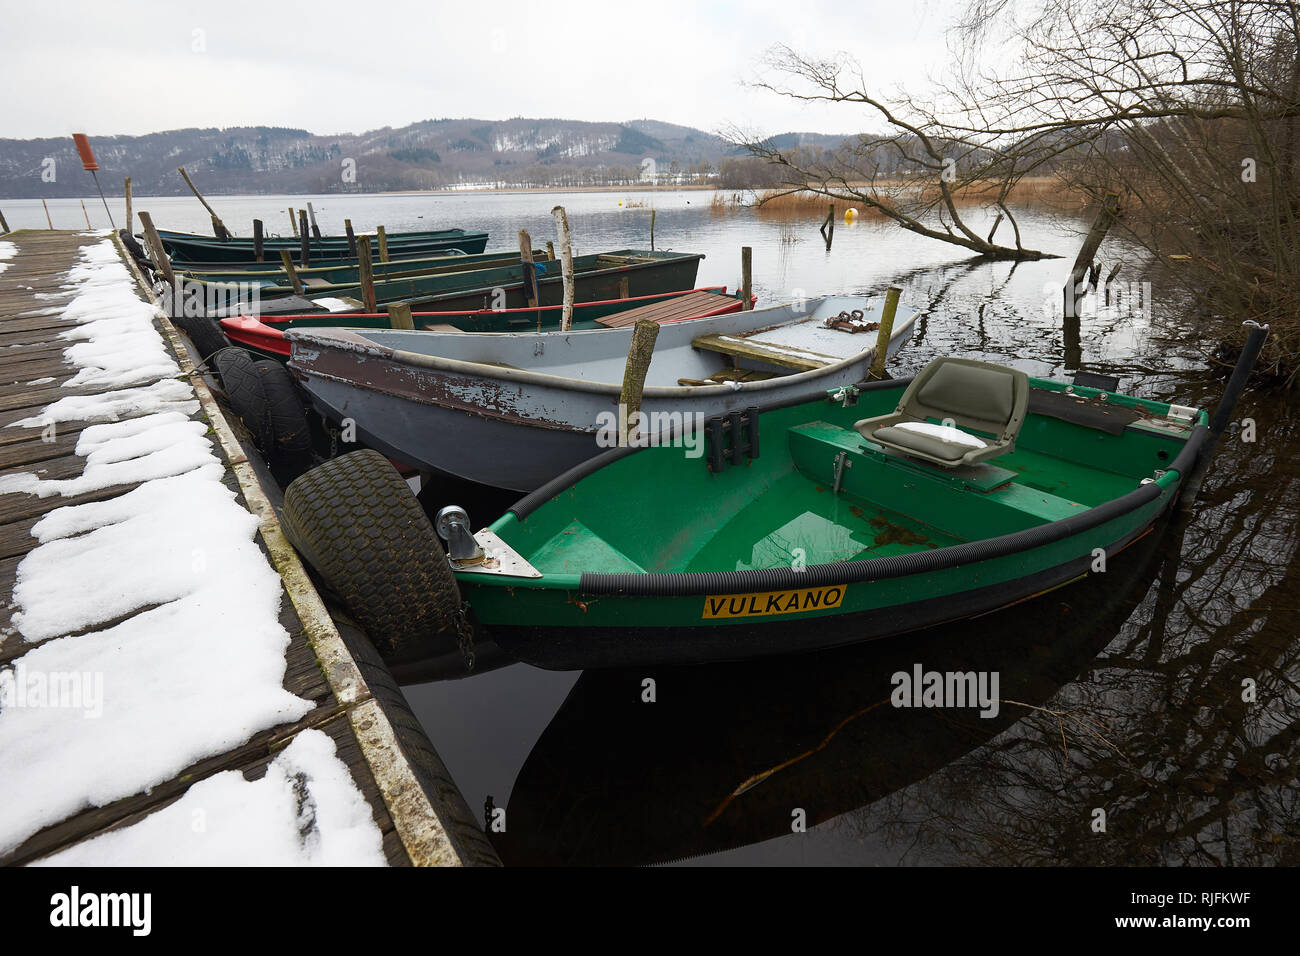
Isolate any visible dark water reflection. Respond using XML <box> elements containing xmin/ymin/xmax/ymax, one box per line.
<box><xmin>76</xmin><ymin>189</ymin><xmax>1293</xmax><ymax>864</ymax></box>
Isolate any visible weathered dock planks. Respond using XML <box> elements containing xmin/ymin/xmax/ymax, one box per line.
<box><xmin>0</xmin><ymin>230</ymin><xmax>496</xmax><ymax>866</ymax></box>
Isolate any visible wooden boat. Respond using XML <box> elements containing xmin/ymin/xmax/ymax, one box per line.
<box><xmin>286</xmin><ymin>295</ymin><xmax>918</xmax><ymax>491</ymax></box>
<box><xmin>154</xmin><ymin>227</ymin><xmax>489</xmax><ymax>263</ymax></box>
<box><xmin>212</xmin><ymin>249</ymin><xmax>705</xmax><ymax>317</ymax></box>
<box><xmin>220</xmin><ymin>288</ymin><xmax>752</xmax><ymax>361</ymax></box>
<box><xmin>436</xmin><ymin>361</ymin><xmax>1209</xmax><ymax>669</ymax></box>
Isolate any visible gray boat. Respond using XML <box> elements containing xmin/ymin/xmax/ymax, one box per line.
<box><xmin>287</xmin><ymin>295</ymin><xmax>919</xmax><ymax>491</ymax></box>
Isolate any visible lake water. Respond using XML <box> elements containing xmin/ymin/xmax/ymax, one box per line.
<box><xmin>8</xmin><ymin>188</ymin><xmax>1293</xmax><ymax>865</ymax></box>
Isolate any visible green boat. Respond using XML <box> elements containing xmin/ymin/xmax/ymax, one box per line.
<box><xmin>179</xmin><ymin>248</ymin><xmax>537</xmax><ymax>290</ymax></box>
<box><xmin>155</xmin><ymin>227</ymin><xmax>489</xmax><ymax>263</ymax></box>
<box><xmin>281</xmin><ymin>356</ymin><xmax>1214</xmax><ymax>671</ymax></box>
<box><xmin>209</xmin><ymin>249</ymin><xmax>705</xmax><ymax>317</ymax></box>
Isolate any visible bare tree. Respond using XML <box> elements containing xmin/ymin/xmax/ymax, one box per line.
<box><xmin>737</xmin><ymin>1</ymin><xmax>1300</xmax><ymax>377</ymax></box>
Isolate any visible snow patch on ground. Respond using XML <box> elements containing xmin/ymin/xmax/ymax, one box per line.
<box><xmin>0</xmin><ymin>240</ymin><xmax>14</xmax><ymax>275</ymax></box>
<box><xmin>33</xmin><ymin>730</ymin><xmax>386</xmax><ymax>866</ymax></box>
<box><xmin>0</xmin><ymin>237</ymin><xmax>354</xmax><ymax>860</ymax></box>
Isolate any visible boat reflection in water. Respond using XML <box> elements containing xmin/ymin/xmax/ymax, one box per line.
<box><xmin>489</xmin><ymin>522</ymin><xmax>1176</xmax><ymax>866</ymax></box>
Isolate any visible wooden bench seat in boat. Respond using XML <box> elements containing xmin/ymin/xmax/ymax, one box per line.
<box><xmin>594</xmin><ymin>290</ymin><xmax>736</xmax><ymax>328</ymax></box>
<box><xmin>787</xmin><ymin>420</ymin><xmax>1088</xmax><ymax>542</ymax></box>
<box><xmin>691</xmin><ymin>333</ymin><xmax>840</xmax><ymax>372</ymax></box>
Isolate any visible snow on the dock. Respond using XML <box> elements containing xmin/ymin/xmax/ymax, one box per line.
<box><xmin>33</xmin><ymin>730</ymin><xmax>386</xmax><ymax>866</ymax></box>
<box><xmin>0</xmin><ymin>240</ymin><xmax>15</xmax><ymax>275</ymax></box>
<box><xmin>0</xmin><ymin>237</ymin><xmax>380</xmax><ymax>860</ymax></box>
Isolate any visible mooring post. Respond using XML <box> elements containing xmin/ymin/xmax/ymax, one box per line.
<box><xmin>821</xmin><ymin>204</ymin><xmax>835</xmax><ymax>248</ymax></box>
<box><xmin>80</xmin><ymin>200</ymin><xmax>91</xmax><ymax>229</ymax></box>
<box><xmin>0</xmin><ymin>207</ymin><xmax>9</xmax><ymax>234</ymax></box>
<box><xmin>1064</xmin><ymin>192</ymin><xmax>1119</xmax><ymax>318</ymax></box>
<box><xmin>138</xmin><ymin>210</ymin><xmax>179</xmax><ymax>298</ymax></box>
<box><xmin>650</xmin><ymin>208</ymin><xmax>656</xmax><ymax>251</ymax></box>
<box><xmin>741</xmin><ymin>246</ymin><xmax>752</xmax><ymax>310</ymax></box>
<box><xmin>546</xmin><ymin>241</ymin><xmax>555</xmax><ymax>260</ymax></box>
<box><xmin>178</xmin><ymin>165</ymin><xmax>233</xmax><ymax>237</ymax></box>
<box><xmin>279</xmin><ymin>250</ymin><xmax>304</xmax><ymax>295</ymax></box>
<box><xmin>518</xmin><ymin>229</ymin><xmax>538</xmax><ymax>309</ymax></box>
<box><xmin>123</xmin><ymin>178</ymin><xmax>132</xmax><ymax>236</ymax></box>
<box><xmin>345</xmin><ymin>219</ymin><xmax>357</xmax><ymax>258</ymax></box>
<box><xmin>288</xmin><ymin>207</ymin><xmax>299</xmax><ymax>237</ymax></box>
<box><xmin>253</xmin><ymin>219</ymin><xmax>264</xmax><ymax>262</ymax></box>
<box><xmin>357</xmin><ymin>238</ymin><xmax>378</xmax><ymax>313</ymax></box>
<box><xmin>306</xmin><ymin>201</ymin><xmax>322</xmax><ymax>239</ymax></box>
<box><xmin>1178</xmin><ymin>321</ymin><xmax>1270</xmax><ymax>511</ymax></box>
<box><xmin>387</xmin><ymin>301</ymin><xmax>415</xmax><ymax>331</ymax></box>
<box><xmin>551</xmin><ymin>205</ymin><xmax>575</xmax><ymax>331</ymax></box>
<box><xmin>299</xmin><ymin>209</ymin><xmax>310</xmax><ymax>265</ymax></box>
<box><xmin>619</xmin><ymin>319</ymin><xmax>661</xmax><ymax>446</ymax></box>
<box><xmin>377</xmin><ymin>225</ymin><xmax>389</xmax><ymax>263</ymax></box>
<box><xmin>868</xmin><ymin>286</ymin><xmax>903</xmax><ymax>381</ymax></box>
<box><xmin>42</xmin><ymin>199</ymin><xmax>53</xmax><ymax>229</ymax></box>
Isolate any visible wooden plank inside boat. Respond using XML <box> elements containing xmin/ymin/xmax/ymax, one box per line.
<box><xmin>691</xmin><ymin>331</ymin><xmax>840</xmax><ymax>371</ymax></box>
<box><xmin>595</xmin><ymin>289</ymin><xmax>735</xmax><ymax>328</ymax></box>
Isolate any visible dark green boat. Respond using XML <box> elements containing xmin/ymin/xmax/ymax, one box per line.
<box><xmin>179</xmin><ymin>248</ymin><xmax>533</xmax><ymax>289</ymax></box>
<box><xmin>212</xmin><ymin>249</ymin><xmax>705</xmax><ymax>316</ymax></box>
<box><xmin>155</xmin><ymin>227</ymin><xmax>489</xmax><ymax>263</ymax></box>
<box><xmin>282</xmin><ymin>356</ymin><xmax>1213</xmax><ymax>671</ymax></box>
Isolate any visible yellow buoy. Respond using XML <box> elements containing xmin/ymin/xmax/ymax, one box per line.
<box><xmin>844</xmin><ymin>207</ymin><xmax>858</xmax><ymax>222</ymax></box>
<box><xmin>618</xmin><ymin>200</ymin><xmax>623</xmax><ymax>207</ymax></box>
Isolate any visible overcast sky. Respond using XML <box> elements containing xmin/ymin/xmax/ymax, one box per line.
<box><xmin>0</xmin><ymin>0</ymin><xmax>963</xmax><ymax>141</ymax></box>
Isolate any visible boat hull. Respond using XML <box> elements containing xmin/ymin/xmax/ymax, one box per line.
<box><xmin>478</xmin><ymin>517</ymin><xmax>1162</xmax><ymax>669</ymax></box>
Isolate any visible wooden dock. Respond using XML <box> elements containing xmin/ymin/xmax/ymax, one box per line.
<box><xmin>0</xmin><ymin>230</ymin><xmax>497</xmax><ymax>866</ymax></box>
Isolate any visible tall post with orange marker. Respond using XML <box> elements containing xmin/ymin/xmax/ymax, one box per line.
<box><xmin>71</xmin><ymin>133</ymin><xmax>115</xmax><ymax>229</ymax></box>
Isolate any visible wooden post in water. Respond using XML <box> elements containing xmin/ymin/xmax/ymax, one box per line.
<box><xmin>41</xmin><ymin>199</ymin><xmax>54</xmax><ymax>229</ymax></box>
<box><xmin>299</xmin><ymin>209</ymin><xmax>310</xmax><ymax>265</ymax></box>
<box><xmin>138</xmin><ymin>211</ymin><xmax>178</xmax><ymax>293</ymax></box>
<box><xmin>306</xmin><ymin>202</ymin><xmax>322</xmax><ymax>239</ymax></box>
<box><xmin>518</xmin><ymin>229</ymin><xmax>538</xmax><ymax>308</ymax></box>
<box><xmin>288</xmin><ymin>208</ymin><xmax>299</xmax><ymax>237</ymax></box>
<box><xmin>0</xmin><ymin>208</ymin><xmax>9</xmax><ymax>234</ymax></box>
<box><xmin>741</xmin><ymin>246</ymin><xmax>752</xmax><ymax>310</ymax></box>
<box><xmin>279</xmin><ymin>250</ymin><xmax>304</xmax><ymax>295</ymax></box>
<box><xmin>1063</xmin><ymin>192</ymin><xmax>1119</xmax><ymax>318</ymax></box>
<box><xmin>123</xmin><ymin>178</ymin><xmax>132</xmax><ymax>236</ymax></box>
<box><xmin>618</xmin><ymin>319</ymin><xmax>661</xmax><ymax>446</ymax></box>
<box><xmin>545</xmin><ymin>241</ymin><xmax>555</xmax><ymax>260</ymax></box>
<box><xmin>252</xmin><ymin>219</ymin><xmax>264</xmax><ymax>262</ymax></box>
<box><xmin>820</xmin><ymin>204</ymin><xmax>835</xmax><ymax>249</ymax></box>
<box><xmin>376</xmin><ymin>225</ymin><xmax>389</xmax><ymax>263</ymax></box>
<box><xmin>868</xmin><ymin>286</ymin><xmax>902</xmax><ymax>381</ymax></box>
<box><xmin>80</xmin><ymin>200</ymin><xmax>92</xmax><ymax>228</ymax></box>
<box><xmin>357</xmin><ymin>239</ymin><xmax>378</xmax><ymax>313</ymax></box>
<box><xmin>650</xmin><ymin>209</ymin><xmax>656</xmax><ymax>251</ymax></box>
<box><xmin>178</xmin><ymin>166</ymin><xmax>232</xmax><ymax>237</ymax></box>
<box><xmin>344</xmin><ymin>219</ymin><xmax>357</xmax><ymax>258</ymax></box>
<box><xmin>387</xmin><ymin>301</ymin><xmax>414</xmax><ymax>331</ymax></box>
<box><xmin>551</xmin><ymin>205</ymin><xmax>576</xmax><ymax>331</ymax></box>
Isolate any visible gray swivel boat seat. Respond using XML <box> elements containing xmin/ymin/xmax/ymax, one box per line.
<box><xmin>854</xmin><ymin>357</ymin><xmax>1030</xmax><ymax>467</ymax></box>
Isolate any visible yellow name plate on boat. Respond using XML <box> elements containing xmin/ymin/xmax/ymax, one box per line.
<box><xmin>702</xmin><ymin>585</ymin><xmax>846</xmax><ymax>619</ymax></box>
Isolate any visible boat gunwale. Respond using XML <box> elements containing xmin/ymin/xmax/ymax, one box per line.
<box><xmin>286</xmin><ymin>303</ymin><xmax>919</xmax><ymax>400</ymax></box>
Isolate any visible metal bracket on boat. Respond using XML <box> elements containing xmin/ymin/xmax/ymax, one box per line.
<box><xmin>832</xmin><ymin>450</ymin><xmax>853</xmax><ymax>494</ymax></box>
<box><xmin>831</xmin><ymin>385</ymin><xmax>860</xmax><ymax>408</ymax></box>
<box><xmin>706</xmin><ymin>407</ymin><xmax>761</xmax><ymax>473</ymax></box>
<box><xmin>452</xmin><ymin>528</ymin><xmax>543</xmax><ymax>579</ymax></box>
<box><xmin>1165</xmin><ymin>404</ymin><xmax>1198</xmax><ymax>423</ymax></box>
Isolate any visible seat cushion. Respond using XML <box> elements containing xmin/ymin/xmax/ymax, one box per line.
<box><xmin>872</xmin><ymin>424</ymin><xmax>977</xmax><ymax>463</ymax></box>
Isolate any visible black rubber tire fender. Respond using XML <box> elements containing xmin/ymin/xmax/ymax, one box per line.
<box><xmin>281</xmin><ymin>449</ymin><xmax>465</xmax><ymax>664</ymax></box>
<box><xmin>253</xmin><ymin>359</ymin><xmax>314</xmax><ymax>484</ymax></box>
<box><xmin>213</xmin><ymin>347</ymin><xmax>273</xmax><ymax>452</ymax></box>
<box><xmin>174</xmin><ymin>314</ymin><xmax>230</xmax><ymax>369</ymax></box>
